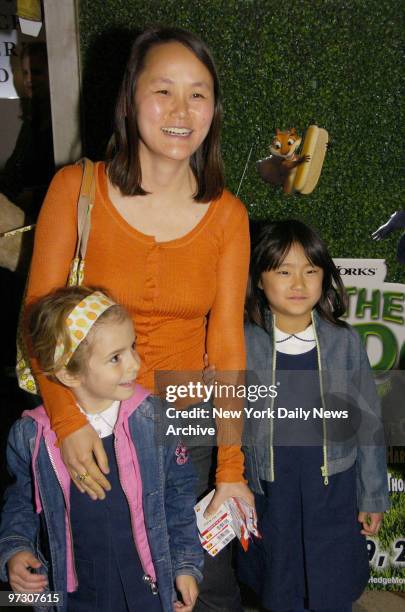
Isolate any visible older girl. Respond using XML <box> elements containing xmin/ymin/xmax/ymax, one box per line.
<box><xmin>239</xmin><ymin>220</ymin><xmax>389</xmax><ymax>612</ymax></box>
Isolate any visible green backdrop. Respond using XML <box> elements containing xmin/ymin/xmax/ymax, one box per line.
<box><xmin>79</xmin><ymin>0</ymin><xmax>404</xmax><ymax>282</ymax></box>
<box><xmin>78</xmin><ymin>0</ymin><xmax>404</xmax><ymax>593</ymax></box>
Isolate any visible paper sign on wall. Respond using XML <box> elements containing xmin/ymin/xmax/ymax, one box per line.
<box><xmin>0</xmin><ymin>20</ymin><xmax>18</xmax><ymax>98</ymax></box>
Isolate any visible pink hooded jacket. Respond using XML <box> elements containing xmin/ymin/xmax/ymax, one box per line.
<box><xmin>24</xmin><ymin>385</ymin><xmax>156</xmax><ymax>592</ymax></box>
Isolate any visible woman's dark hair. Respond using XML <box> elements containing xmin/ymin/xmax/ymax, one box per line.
<box><xmin>20</xmin><ymin>41</ymin><xmax>48</xmax><ymax>63</ymax></box>
<box><xmin>245</xmin><ymin>219</ymin><xmax>348</xmax><ymax>328</ymax></box>
<box><xmin>106</xmin><ymin>27</ymin><xmax>224</xmax><ymax>202</ymax></box>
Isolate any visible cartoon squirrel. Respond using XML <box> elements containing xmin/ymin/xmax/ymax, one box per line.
<box><xmin>257</xmin><ymin>128</ymin><xmax>310</xmax><ymax>194</ymax></box>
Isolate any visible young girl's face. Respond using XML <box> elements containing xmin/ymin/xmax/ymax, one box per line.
<box><xmin>73</xmin><ymin>317</ymin><xmax>140</xmax><ymax>413</ymax></box>
<box><xmin>134</xmin><ymin>41</ymin><xmax>215</xmax><ymax>165</ymax></box>
<box><xmin>259</xmin><ymin>242</ymin><xmax>324</xmax><ymax>330</ymax></box>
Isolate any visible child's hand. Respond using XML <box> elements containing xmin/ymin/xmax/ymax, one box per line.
<box><xmin>7</xmin><ymin>551</ymin><xmax>48</xmax><ymax>593</ymax></box>
<box><xmin>174</xmin><ymin>574</ymin><xmax>198</xmax><ymax>611</ymax></box>
<box><xmin>358</xmin><ymin>511</ymin><xmax>384</xmax><ymax>536</ymax></box>
<box><xmin>202</xmin><ymin>353</ymin><xmax>216</xmax><ymax>385</ymax></box>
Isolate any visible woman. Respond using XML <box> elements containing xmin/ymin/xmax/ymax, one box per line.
<box><xmin>26</xmin><ymin>27</ymin><xmax>251</xmax><ymax>611</ymax></box>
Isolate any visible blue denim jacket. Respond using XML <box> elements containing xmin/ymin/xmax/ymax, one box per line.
<box><xmin>0</xmin><ymin>394</ymin><xmax>203</xmax><ymax>612</ymax></box>
<box><xmin>243</xmin><ymin>310</ymin><xmax>389</xmax><ymax>513</ymax></box>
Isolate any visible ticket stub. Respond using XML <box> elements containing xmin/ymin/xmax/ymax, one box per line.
<box><xmin>195</xmin><ymin>491</ymin><xmax>235</xmax><ymax>556</ymax></box>
<box><xmin>194</xmin><ymin>490</ymin><xmax>258</xmax><ymax>557</ymax></box>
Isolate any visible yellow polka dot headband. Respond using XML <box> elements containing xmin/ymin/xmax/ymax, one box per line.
<box><xmin>54</xmin><ymin>291</ymin><xmax>116</xmax><ymax>366</ymax></box>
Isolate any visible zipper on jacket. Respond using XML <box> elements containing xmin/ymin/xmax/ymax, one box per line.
<box><xmin>114</xmin><ymin>433</ymin><xmax>158</xmax><ymax>595</ymax></box>
<box><xmin>143</xmin><ymin>574</ymin><xmax>159</xmax><ymax>595</ymax></box>
<box><xmin>268</xmin><ymin>316</ymin><xmax>277</xmax><ymax>482</ymax></box>
<box><xmin>44</xmin><ymin>439</ymin><xmax>78</xmax><ymax>584</ymax></box>
<box><xmin>311</xmin><ymin>312</ymin><xmax>329</xmax><ymax>485</ymax></box>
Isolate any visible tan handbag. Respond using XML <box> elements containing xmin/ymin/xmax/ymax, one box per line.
<box><xmin>16</xmin><ymin>158</ymin><xmax>96</xmax><ymax>394</ymax></box>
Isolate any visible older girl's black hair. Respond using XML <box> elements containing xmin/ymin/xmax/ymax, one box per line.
<box><xmin>245</xmin><ymin>219</ymin><xmax>348</xmax><ymax>328</ymax></box>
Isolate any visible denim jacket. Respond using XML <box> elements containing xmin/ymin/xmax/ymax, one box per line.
<box><xmin>0</xmin><ymin>387</ymin><xmax>203</xmax><ymax>612</ymax></box>
<box><xmin>243</xmin><ymin>310</ymin><xmax>389</xmax><ymax>513</ymax></box>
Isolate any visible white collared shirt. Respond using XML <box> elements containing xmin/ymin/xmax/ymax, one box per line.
<box><xmin>275</xmin><ymin>324</ymin><xmax>316</xmax><ymax>355</ymax></box>
<box><xmin>78</xmin><ymin>400</ymin><xmax>120</xmax><ymax>438</ymax></box>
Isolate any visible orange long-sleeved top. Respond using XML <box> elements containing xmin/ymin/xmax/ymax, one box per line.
<box><xmin>26</xmin><ymin>162</ymin><xmax>250</xmax><ymax>481</ymax></box>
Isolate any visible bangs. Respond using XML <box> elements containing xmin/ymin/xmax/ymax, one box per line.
<box><xmin>262</xmin><ymin>237</ymin><xmax>294</xmax><ymax>271</ymax></box>
<box><xmin>259</xmin><ymin>230</ymin><xmax>323</xmax><ymax>273</ymax></box>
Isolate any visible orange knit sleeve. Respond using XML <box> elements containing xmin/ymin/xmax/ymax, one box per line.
<box><xmin>26</xmin><ymin>165</ymin><xmax>88</xmax><ymax>440</ymax></box>
<box><xmin>206</xmin><ymin>194</ymin><xmax>250</xmax><ymax>482</ymax></box>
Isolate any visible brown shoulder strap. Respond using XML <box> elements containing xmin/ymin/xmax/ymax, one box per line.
<box><xmin>75</xmin><ymin>158</ymin><xmax>95</xmax><ymax>260</ymax></box>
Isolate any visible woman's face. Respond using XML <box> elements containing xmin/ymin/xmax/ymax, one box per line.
<box><xmin>134</xmin><ymin>41</ymin><xmax>215</xmax><ymax>164</ymax></box>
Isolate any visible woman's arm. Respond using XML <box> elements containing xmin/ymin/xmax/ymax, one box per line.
<box><xmin>205</xmin><ymin>194</ymin><xmax>254</xmax><ymax>512</ymax></box>
<box><xmin>26</xmin><ymin>164</ymin><xmax>85</xmax><ymax>436</ymax></box>
<box><xmin>25</xmin><ymin>165</ymin><xmax>110</xmax><ymax>497</ymax></box>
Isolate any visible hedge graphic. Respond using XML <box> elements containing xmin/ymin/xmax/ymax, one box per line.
<box><xmin>337</xmin><ymin>259</ymin><xmax>405</xmax><ymax>591</ymax></box>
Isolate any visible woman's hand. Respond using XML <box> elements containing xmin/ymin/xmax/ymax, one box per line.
<box><xmin>61</xmin><ymin>424</ymin><xmax>111</xmax><ymax>500</ymax></box>
<box><xmin>358</xmin><ymin>511</ymin><xmax>384</xmax><ymax>536</ymax></box>
<box><xmin>8</xmin><ymin>551</ymin><xmax>47</xmax><ymax>593</ymax></box>
<box><xmin>204</xmin><ymin>481</ymin><xmax>255</xmax><ymax>518</ymax></box>
<box><xmin>174</xmin><ymin>575</ymin><xmax>199</xmax><ymax>611</ymax></box>
<box><xmin>202</xmin><ymin>353</ymin><xmax>216</xmax><ymax>385</ymax></box>
<box><xmin>202</xmin><ymin>356</ymin><xmax>255</xmax><ymax>517</ymax></box>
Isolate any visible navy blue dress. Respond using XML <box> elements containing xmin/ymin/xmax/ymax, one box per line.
<box><xmin>238</xmin><ymin>348</ymin><xmax>369</xmax><ymax>611</ymax></box>
<box><xmin>68</xmin><ymin>434</ymin><xmax>163</xmax><ymax>612</ymax></box>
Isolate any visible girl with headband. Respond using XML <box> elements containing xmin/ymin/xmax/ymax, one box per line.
<box><xmin>25</xmin><ymin>26</ymin><xmax>251</xmax><ymax>610</ymax></box>
<box><xmin>0</xmin><ymin>286</ymin><xmax>203</xmax><ymax>612</ymax></box>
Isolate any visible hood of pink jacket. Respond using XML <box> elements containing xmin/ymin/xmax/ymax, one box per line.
<box><xmin>23</xmin><ymin>384</ymin><xmax>155</xmax><ymax>592</ymax></box>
